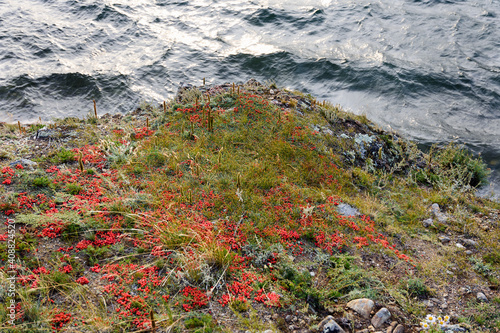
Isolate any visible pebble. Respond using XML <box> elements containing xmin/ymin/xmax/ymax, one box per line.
<box><xmin>431</xmin><ymin>203</ymin><xmax>448</xmax><ymax>222</ymax></box>
<box><xmin>477</xmin><ymin>292</ymin><xmax>488</xmax><ymax>302</ymax></box>
<box><xmin>346</xmin><ymin>298</ymin><xmax>374</xmax><ymax>318</ymax></box>
<box><xmin>439</xmin><ymin>236</ymin><xmax>451</xmax><ymax>244</ymax></box>
<box><xmin>393</xmin><ymin>324</ymin><xmax>404</xmax><ymax>333</ymax></box>
<box><xmin>371</xmin><ymin>308</ymin><xmax>391</xmax><ymax>328</ymax></box>
<box><xmin>461</xmin><ymin>239</ymin><xmax>477</xmax><ymax>247</ymax></box>
<box><xmin>431</xmin><ymin>203</ymin><xmax>440</xmax><ymax>215</ymax></box>
<box><xmin>422</xmin><ymin>218</ymin><xmax>434</xmax><ymax>227</ymax></box>
<box><xmin>455</xmin><ymin>243</ymin><xmax>465</xmax><ymax>249</ymax></box>
<box><xmin>318</xmin><ymin>315</ymin><xmax>346</xmax><ymax>333</ymax></box>
<box><xmin>386</xmin><ymin>321</ymin><xmax>398</xmax><ymax>333</ymax></box>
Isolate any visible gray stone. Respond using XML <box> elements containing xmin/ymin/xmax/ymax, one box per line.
<box><xmin>346</xmin><ymin>298</ymin><xmax>374</xmax><ymax>318</ymax></box>
<box><xmin>35</xmin><ymin>129</ymin><xmax>57</xmax><ymax>139</ymax></box>
<box><xmin>337</xmin><ymin>203</ymin><xmax>360</xmax><ymax>217</ymax></box>
<box><xmin>422</xmin><ymin>218</ymin><xmax>434</xmax><ymax>227</ymax></box>
<box><xmin>371</xmin><ymin>308</ymin><xmax>391</xmax><ymax>328</ymax></box>
<box><xmin>439</xmin><ymin>236</ymin><xmax>451</xmax><ymax>244</ymax></box>
<box><xmin>465</xmin><ymin>250</ymin><xmax>473</xmax><ymax>255</ymax></box>
<box><xmin>477</xmin><ymin>292</ymin><xmax>488</xmax><ymax>302</ymax></box>
<box><xmin>442</xmin><ymin>324</ymin><xmax>467</xmax><ymax>332</ymax></box>
<box><xmin>318</xmin><ymin>315</ymin><xmax>346</xmax><ymax>333</ymax></box>
<box><xmin>431</xmin><ymin>204</ymin><xmax>448</xmax><ymax>222</ymax></box>
<box><xmin>455</xmin><ymin>243</ymin><xmax>465</xmax><ymax>249</ymax></box>
<box><xmin>9</xmin><ymin>158</ymin><xmax>37</xmax><ymax>170</ymax></box>
<box><xmin>461</xmin><ymin>239</ymin><xmax>477</xmax><ymax>247</ymax></box>
<box><xmin>393</xmin><ymin>324</ymin><xmax>404</xmax><ymax>333</ymax></box>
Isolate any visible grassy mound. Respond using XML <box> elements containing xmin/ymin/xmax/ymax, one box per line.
<box><xmin>0</xmin><ymin>80</ymin><xmax>498</xmax><ymax>332</ymax></box>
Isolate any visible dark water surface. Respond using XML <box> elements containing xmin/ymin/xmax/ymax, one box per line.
<box><xmin>1</xmin><ymin>0</ymin><xmax>499</xmax><ymax>197</ymax></box>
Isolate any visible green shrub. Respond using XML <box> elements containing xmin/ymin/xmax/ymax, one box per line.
<box><xmin>434</xmin><ymin>143</ymin><xmax>490</xmax><ymax>187</ymax></box>
<box><xmin>54</xmin><ymin>148</ymin><xmax>75</xmax><ymax>164</ymax></box>
<box><xmin>32</xmin><ymin>177</ymin><xmax>51</xmax><ymax>187</ymax></box>
<box><xmin>65</xmin><ymin>183</ymin><xmax>82</xmax><ymax>195</ymax></box>
<box><xmin>84</xmin><ymin>245</ymin><xmax>110</xmax><ymax>266</ymax></box>
<box><xmin>403</xmin><ymin>278</ymin><xmax>430</xmax><ymax>299</ymax></box>
<box><xmin>184</xmin><ymin>313</ymin><xmax>215</xmax><ymax>332</ymax></box>
<box><xmin>61</xmin><ymin>223</ymin><xmax>83</xmax><ymax>242</ymax></box>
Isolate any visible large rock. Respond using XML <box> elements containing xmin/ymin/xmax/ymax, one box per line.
<box><xmin>318</xmin><ymin>316</ymin><xmax>346</xmax><ymax>333</ymax></box>
<box><xmin>346</xmin><ymin>298</ymin><xmax>374</xmax><ymax>318</ymax></box>
<box><xmin>371</xmin><ymin>307</ymin><xmax>391</xmax><ymax>328</ymax></box>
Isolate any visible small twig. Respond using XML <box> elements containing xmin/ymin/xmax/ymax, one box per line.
<box><xmin>150</xmin><ymin>310</ymin><xmax>156</xmax><ymax>333</ymax></box>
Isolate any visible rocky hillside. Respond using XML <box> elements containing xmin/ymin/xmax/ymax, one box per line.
<box><xmin>0</xmin><ymin>80</ymin><xmax>499</xmax><ymax>332</ymax></box>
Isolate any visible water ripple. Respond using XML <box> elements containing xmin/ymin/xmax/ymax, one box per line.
<box><xmin>1</xmin><ymin>0</ymin><xmax>500</xmax><ymax>194</ymax></box>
